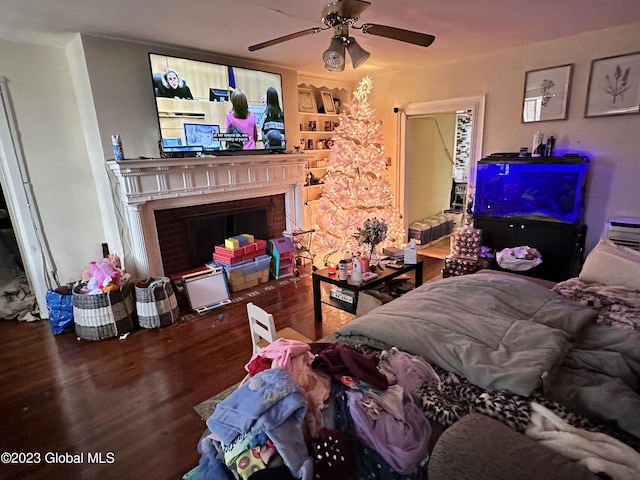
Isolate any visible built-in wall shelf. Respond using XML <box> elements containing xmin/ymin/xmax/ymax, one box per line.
<box><xmin>297</xmin><ymin>74</ymin><xmax>354</xmax><ymax>232</ymax></box>
<box><xmin>298</xmin><ymin>112</ymin><xmax>340</xmax><ymax>118</ymax></box>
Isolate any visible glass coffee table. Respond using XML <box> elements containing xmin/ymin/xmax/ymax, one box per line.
<box><xmin>312</xmin><ymin>258</ymin><xmax>424</xmax><ymax>322</ymax></box>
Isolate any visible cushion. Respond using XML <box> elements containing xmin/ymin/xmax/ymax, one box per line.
<box><xmin>428</xmin><ymin>413</ymin><xmax>599</xmax><ymax>480</ymax></box>
<box><xmin>579</xmin><ymin>238</ymin><xmax>640</xmax><ymax>290</ymax></box>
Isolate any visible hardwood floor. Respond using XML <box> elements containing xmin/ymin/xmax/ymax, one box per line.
<box><xmin>417</xmin><ymin>235</ymin><xmax>453</xmax><ymax>260</ymax></box>
<box><xmin>0</xmin><ymin>256</ymin><xmax>444</xmax><ymax>480</ymax></box>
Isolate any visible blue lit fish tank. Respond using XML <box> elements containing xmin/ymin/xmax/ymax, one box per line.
<box><xmin>473</xmin><ymin>156</ymin><xmax>589</xmax><ymax>223</ymax></box>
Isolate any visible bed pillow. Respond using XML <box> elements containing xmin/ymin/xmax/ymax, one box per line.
<box><xmin>579</xmin><ymin>238</ymin><xmax>640</xmax><ymax>290</ymax></box>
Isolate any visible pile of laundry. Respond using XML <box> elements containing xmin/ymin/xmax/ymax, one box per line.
<box><xmin>196</xmin><ymin>339</ymin><xmax>438</xmax><ymax>479</ymax></box>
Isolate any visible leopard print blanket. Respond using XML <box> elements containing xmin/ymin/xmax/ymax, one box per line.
<box><xmin>552</xmin><ymin>278</ymin><xmax>640</xmax><ymax>330</ymax></box>
<box><xmin>348</xmin><ymin>343</ymin><xmax>640</xmax><ymax>452</ymax></box>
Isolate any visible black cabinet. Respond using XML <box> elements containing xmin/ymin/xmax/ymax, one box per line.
<box><xmin>474</xmin><ymin>216</ymin><xmax>585</xmax><ymax>281</ymax></box>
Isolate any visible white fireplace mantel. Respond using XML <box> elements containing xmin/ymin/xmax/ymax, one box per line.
<box><xmin>107</xmin><ymin>153</ymin><xmax>308</xmax><ymax>278</ymax></box>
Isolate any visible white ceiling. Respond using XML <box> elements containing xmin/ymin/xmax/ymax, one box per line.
<box><xmin>2</xmin><ymin>0</ymin><xmax>640</xmax><ymax>80</ymax></box>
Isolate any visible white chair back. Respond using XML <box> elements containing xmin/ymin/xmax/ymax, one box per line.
<box><xmin>247</xmin><ymin>302</ymin><xmax>277</xmax><ymax>354</ymax></box>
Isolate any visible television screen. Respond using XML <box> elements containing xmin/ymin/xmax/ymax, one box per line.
<box><xmin>184</xmin><ymin>123</ymin><xmax>221</xmax><ymax>150</ymax></box>
<box><xmin>148</xmin><ymin>53</ymin><xmax>286</xmax><ymax>156</ymax></box>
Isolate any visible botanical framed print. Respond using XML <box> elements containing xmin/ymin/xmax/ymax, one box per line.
<box><xmin>522</xmin><ymin>64</ymin><xmax>573</xmax><ymax>123</ymax></box>
<box><xmin>298</xmin><ymin>88</ymin><xmax>317</xmax><ymax>113</ymax></box>
<box><xmin>321</xmin><ymin>91</ymin><xmax>336</xmax><ymax>114</ymax></box>
<box><xmin>585</xmin><ymin>51</ymin><xmax>640</xmax><ymax>117</ymax></box>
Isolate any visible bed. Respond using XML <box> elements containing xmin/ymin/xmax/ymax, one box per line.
<box><xmin>197</xmin><ymin>239</ymin><xmax>640</xmax><ymax>480</ymax></box>
<box><xmin>334</xmin><ymin>238</ymin><xmax>640</xmax><ymax>478</ymax></box>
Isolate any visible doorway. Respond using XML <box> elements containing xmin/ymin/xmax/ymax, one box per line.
<box><xmin>396</xmin><ymin>96</ymin><xmax>485</xmax><ymax>233</ymax></box>
<box><xmin>0</xmin><ymin>181</ymin><xmax>37</xmax><ymax>320</ymax></box>
<box><xmin>0</xmin><ymin>77</ymin><xmax>53</xmax><ymax>318</ymax></box>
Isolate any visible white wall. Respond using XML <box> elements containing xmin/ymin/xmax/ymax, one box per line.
<box><xmin>406</xmin><ymin>114</ymin><xmax>456</xmax><ymax>224</ymax></box>
<box><xmin>371</xmin><ymin>22</ymin><xmax>640</xmax><ymax>253</ymax></box>
<box><xmin>0</xmin><ymin>39</ymin><xmax>104</xmax><ymax>285</ymax></box>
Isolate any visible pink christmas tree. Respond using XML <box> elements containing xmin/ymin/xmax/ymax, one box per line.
<box><xmin>314</xmin><ymin>77</ymin><xmax>404</xmax><ymax>265</ymax></box>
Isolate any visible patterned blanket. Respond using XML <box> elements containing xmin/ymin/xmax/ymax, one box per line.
<box><xmin>350</xmin><ymin>343</ymin><xmax>640</xmax><ymax>452</ymax></box>
<box><xmin>553</xmin><ymin>278</ymin><xmax>640</xmax><ymax>330</ymax></box>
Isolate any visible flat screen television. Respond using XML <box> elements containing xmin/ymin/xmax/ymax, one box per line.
<box><xmin>148</xmin><ymin>53</ymin><xmax>286</xmax><ymax>156</ymax></box>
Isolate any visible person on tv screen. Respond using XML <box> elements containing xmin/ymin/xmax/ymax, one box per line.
<box><xmin>157</xmin><ymin>68</ymin><xmax>193</xmax><ymax>99</ymax></box>
<box><xmin>225</xmin><ymin>89</ymin><xmax>257</xmax><ymax>150</ymax></box>
<box><xmin>225</xmin><ymin>125</ymin><xmax>244</xmax><ymax>151</ymax></box>
<box><xmin>257</xmin><ymin>94</ymin><xmax>268</xmax><ymax>131</ymax></box>
<box><xmin>262</xmin><ymin>87</ymin><xmax>285</xmax><ymax>149</ymax></box>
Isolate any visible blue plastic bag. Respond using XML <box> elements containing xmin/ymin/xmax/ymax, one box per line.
<box><xmin>46</xmin><ymin>286</ymin><xmax>74</xmax><ymax>335</ymax></box>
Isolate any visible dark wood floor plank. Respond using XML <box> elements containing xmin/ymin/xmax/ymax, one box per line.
<box><xmin>0</xmin><ymin>256</ymin><xmax>444</xmax><ymax>480</ymax></box>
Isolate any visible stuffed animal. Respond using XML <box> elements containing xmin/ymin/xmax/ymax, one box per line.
<box><xmin>80</xmin><ymin>254</ymin><xmax>128</xmax><ymax>294</ymax></box>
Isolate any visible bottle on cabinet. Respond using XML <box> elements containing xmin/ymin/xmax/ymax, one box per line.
<box><xmin>531</xmin><ymin>131</ymin><xmax>544</xmax><ymax>157</ymax></box>
<box><xmin>545</xmin><ymin>136</ymin><xmax>555</xmax><ymax>157</ymax></box>
<box><xmin>352</xmin><ymin>256</ymin><xmax>363</xmax><ymax>284</ymax></box>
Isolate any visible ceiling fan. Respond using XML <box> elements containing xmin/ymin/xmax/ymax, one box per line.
<box><xmin>248</xmin><ymin>0</ymin><xmax>435</xmax><ymax>71</ymax></box>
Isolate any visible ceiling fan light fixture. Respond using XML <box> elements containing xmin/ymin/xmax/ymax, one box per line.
<box><xmin>346</xmin><ymin>37</ymin><xmax>370</xmax><ymax>68</ymax></box>
<box><xmin>323</xmin><ymin>36</ymin><xmax>346</xmax><ymax>71</ymax></box>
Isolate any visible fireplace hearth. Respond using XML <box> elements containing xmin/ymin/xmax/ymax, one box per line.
<box><xmin>107</xmin><ymin>154</ymin><xmax>307</xmax><ymax>278</ymax></box>
<box><xmin>156</xmin><ymin>195</ymin><xmax>286</xmax><ymax>275</ymax></box>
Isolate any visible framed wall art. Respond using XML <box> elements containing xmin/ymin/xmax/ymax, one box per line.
<box><xmin>321</xmin><ymin>91</ymin><xmax>336</xmax><ymax>114</ymax></box>
<box><xmin>522</xmin><ymin>64</ymin><xmax>573</xmax><ymax>123</ymax></box>
<box><xmin>298</xmin><ymin>88</ymin><xmax>317</xmax><ymax>113</ymax></box>
<box><xmin>585</xmin><ymin>51</ymin><xmax>640</xmax><ymax>118</ymax></box>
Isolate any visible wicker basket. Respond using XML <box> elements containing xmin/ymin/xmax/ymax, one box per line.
<box><xmin>72</xmin><ymin>283</ymin><xmax>136</xmax><ymax>341</ymax></box>
<box><xmin>135</xmin><ymin>277</ymin><xmax>179</xmax><ymax>328</ymax></box>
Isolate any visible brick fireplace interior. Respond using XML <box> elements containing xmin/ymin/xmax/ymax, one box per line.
<box><xmin>154</xmin><ymin>194</ymin><xmax>286</xmax><ymax>276</ymax></box>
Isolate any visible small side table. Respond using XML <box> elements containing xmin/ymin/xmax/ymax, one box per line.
<box><xmin>312</xmin><ymin>258</ymin><xmax>424</xmax><ymax>322</ymax></box>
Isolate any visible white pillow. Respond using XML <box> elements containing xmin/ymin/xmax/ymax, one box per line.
<box><xmin>579</xmin><ymin>238</ymin><xmax>640</xmax><ymax>290</ymax></box>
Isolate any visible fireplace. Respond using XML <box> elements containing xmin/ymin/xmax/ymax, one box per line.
<box><xmin>107</xmin><ymin>154</ymin><xmax>307</xmax><ymax>278</ymax></box>
<box><xmin>155</xmin><ymin>194</ymin><xmax>286</xmax><ymax>275</ymax></box>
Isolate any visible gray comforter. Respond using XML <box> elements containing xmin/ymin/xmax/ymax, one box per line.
<box><xmin>336</xmin><ymin>272</ymin><xmax>640</xmax><ymax>439</ymax></box>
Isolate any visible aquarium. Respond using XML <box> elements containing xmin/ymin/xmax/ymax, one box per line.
<box><xmin>473</xmin><ymin>156</ymin><xmax>589</xmax><ymax>223</ymax></box>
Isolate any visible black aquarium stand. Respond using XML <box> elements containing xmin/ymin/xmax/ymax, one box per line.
<box><xmin>474</xmin><ymin>215</ymin><xmax>585</xmax><ymax>282</ymax></box>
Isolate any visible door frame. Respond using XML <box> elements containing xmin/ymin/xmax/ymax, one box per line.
<box><xmin>396</xmin><ymin>95</ymin><xmax>486</xmax><ymax>233</ymax></box>
<box><xmin>0</xmin><ymin>77</ymin><xmax>54</xmax><ymax>316</ymax></box>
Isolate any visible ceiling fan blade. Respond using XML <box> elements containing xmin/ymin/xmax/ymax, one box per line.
<box><xmin>338</xmin><ymin>0</ymin><xmax>372</xmax><ymax>19</ymax></box>
<box><xmin>360</xmin><ymin>23</ymin><xmax>435</xmax><ymax>47</ymax></box>
<box><xmin>248</xmin><ymin>27</ymin><xmax>323</xmax><ymax>51</ymax></box>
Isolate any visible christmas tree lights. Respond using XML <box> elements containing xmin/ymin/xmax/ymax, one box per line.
<box><xmin>313</xmin><ymin>77</ymin><xmax>404</xmax><ymax>266</ymax></box>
